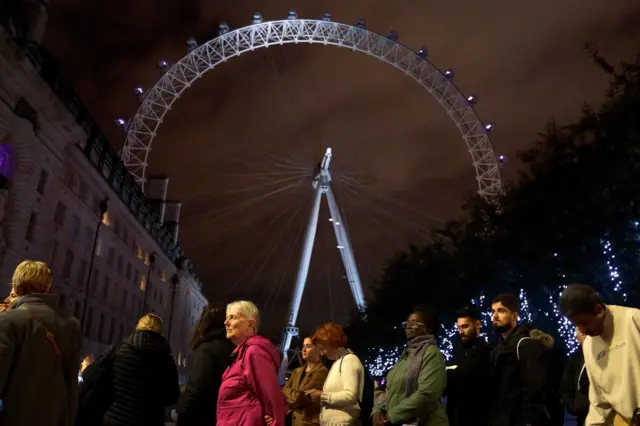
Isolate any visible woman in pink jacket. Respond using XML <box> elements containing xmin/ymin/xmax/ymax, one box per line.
<box><xmin>217</xmin><ymin>300</ymin><xmax>287</xmax><ymax>425</ymax></box>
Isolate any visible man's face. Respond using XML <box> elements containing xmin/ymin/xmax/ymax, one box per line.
<box><xmin>576</xmin><ymin>328</ymin><xmax>586</xmax><ymax>345</ymax></box>
<box><xmin>301</xmin><ymin>338</ymin><xmax>320</xmax><ymax>363</ymax></box>
<box><xmin>491</xmin><ymin>302</ymin><xmax>517</xmax><ymax>333</ymax></box>
<box><xmin>570</xmin><ymin>305</ymin><xmax>606</xmax><ymax>337</ymax></box>
<box><xmin>457</xmin><ymin>317</ymin><xmax>480</xmax><ymax>342</ymax></box>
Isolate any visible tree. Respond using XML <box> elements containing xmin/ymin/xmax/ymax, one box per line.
<box><xmin>350</xmin><ymin>47</ymin><xmax>640</xmax><ymax>363</ymax></box>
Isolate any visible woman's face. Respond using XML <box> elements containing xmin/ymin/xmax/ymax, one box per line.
<box><xmin>315</xmin><ymin>341</ymin><xmax>339</xmax><ymax>360</ymax></box>
<box><xmin>302</xmin><ymin>338</ymin><xmax>320</xmax><ymax>363</ymax></box>
<box><xmin>224</xmin><ymin>305</ymin><xmax>255</xmax><ymax>345</ymax></box>
<box><xmin>404</xmin><ymin>312</ymin><xmax>427</xmax><ymax>341</ymax></box>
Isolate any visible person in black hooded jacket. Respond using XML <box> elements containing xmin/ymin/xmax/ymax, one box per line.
<box><xmin>176</xmin><ymin>302</ymin><xmax>234</xmax><ymax>426</ymax></box>
<box><xmin>560</xmin><ymin>328</ymin><xmax>589</xmax><ymax>426</ymax></box>
<box><xmin>101</xmin><ymin>313</ymin><xmax>180</xmax><ymax>426</ymax></box>
<box><xmin>489</xmin><ymin>294</ymin><xmax>563</xmax><ymax>426</ymax></box>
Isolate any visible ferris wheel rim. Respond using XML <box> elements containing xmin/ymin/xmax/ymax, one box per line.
<box><xmin>120</xmin><ymin>17</ymin><xmax>503</xmax><ymax>200</ymax></box>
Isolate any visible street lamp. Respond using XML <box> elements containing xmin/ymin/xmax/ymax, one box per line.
<box><xmin>167</xmin><ymin>272</ymin><xmax>180</xmax><ymax>341</ymax></box>
<box><xmin>80</xmin><ymin>198</ymin><xmax>108</xmax><ymax>332</ymax></box>
<box><xmin>141</xmin><ymin>251</ymin><xmax>157</xmax><ymax>315</ymax></box>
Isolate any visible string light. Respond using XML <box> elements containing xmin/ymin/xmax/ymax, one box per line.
<box><xmin>365</xmin><ymin>239</ymin><xmax>630</xmax><ymax>374</ymax></box>
<box><xmin>602</xmin><ymin>239</ymin><xmax>627</xmax><ymax>301</ymax></box>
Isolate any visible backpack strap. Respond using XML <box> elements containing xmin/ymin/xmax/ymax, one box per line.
<box><xmin>516</xmin><ymin>337</ymin><xmax>533</xmax><ymax>361</ymax></box>
<box><xmin>338</xmin><ymin>353</ymin><xmax>363</xmax><ymax>408</ymax></box>
<box><xmin>21</xmin><ymin>306</ymin><xmax>61</xmax><ymax>362</ymax></box>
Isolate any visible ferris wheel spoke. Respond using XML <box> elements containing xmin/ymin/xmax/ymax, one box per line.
<box><xmin>223</xmin><ymin>175</ymin><xmax>307</xmax><ymax>195</ymax></box>
<box><xmin>338</xmin><ymin>175</ymin><xmax>446</xmax><ymax>226</ymax></box>
<box><xmin>336</xmin><ymin>180</ymin><xmax>434</xmax><ymax>242</ymax></box>
<box><xmin>188</xmin><ymin>182</ymin><xmax>302</xmax><ymax>223</ymax></box>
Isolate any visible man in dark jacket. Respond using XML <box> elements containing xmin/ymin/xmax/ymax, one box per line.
<box><xmin>176</xmin><ymin>303</ymin><xmax>234</xmax><ymax>426</ymax></box>
<box><xmin>0</xmin><ymin>260</ymin><xmax>82</xmax><ymax>426</ymax></box>
<box><xmin>446</xmin><ymin>307</ymin><xmax>492</xmax><ymax>426</ymax></box>
<box><xmin>489</xmin><ymin>293</ymin><xmax>562</xmax><ymax>426</ymax></box>
<box><xmin>101</xmin><ymin>313</ymin><xmax>180</xmax><ymax>426</ymax></box>
<box><xmin>560</xmin><ymin>328</ymin><xmax>589</xmax><ymax>426</ymax></box>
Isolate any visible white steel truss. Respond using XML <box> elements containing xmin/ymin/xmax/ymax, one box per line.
<box><xmin>120</xmin><ymin>13</ymin><xmax>503</xmax><ymax>200</ymax></box>
<box><xmin>277</xmin><ymin>147</ymin><xmax>365</xmax><ymax>383</ymax></box>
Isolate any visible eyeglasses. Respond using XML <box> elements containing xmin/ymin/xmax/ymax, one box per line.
<box><xmin>402</xmin><ymin>320</ymin><xmax>426</xmax><ymax>329</ymax></box>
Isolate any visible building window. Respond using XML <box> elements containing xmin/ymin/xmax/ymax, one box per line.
<box><xmin>102</xmin><ymin>276</ymin><xmax>110</xmax><ymax>300</ymax></box>
<box><xmin>85</xmin><ymin>308</ymin><xmax>93</xmax><ymax>338</ymax></box>
<box><xmin>70</xmin><ymin>215</ymin><xmax>81</xmax><ymax>241</ymax></box>
<box><xmin>133</xmin><ymin>269</ymin><xmax>139</xmax><ymax>286</ymax></box>
<box><xmin>123</xmin><ymin>229</ymin><xmax>128</xmax><ymax>245</ymax></box>
<box><xmin>137</xmin><ymin>247</ymin><xmax>144</xmax><ymax>260</ymax></box>
<box><xmin>91</xmin><ymin>270</ymin><xmax>100</xmax><ymax>295</ymax></box>
<box><xmin>49</xmin><ymin>240</ymin><xmax>59</xmax><ymax>265</ymax></box>
<box><xmin>107</xmin><ymin>247</ymin><xmax>115</xmax><ymax>266</ymax></box>
<box><xmin>77</xmin><ymin>260</ymin><xmax>88</xmax><ymax>288</ymax></box>
<box><xmin>36</xmin><ymin>170</ymin><xmax>48</xmax><ymax>194</ymax></box>
<box><xmin>98</xmin><ymin>313</ymin><xmax>105</xmax><ymax>342</ymax></box>
<box><xmin>96</xmin><ymin>238</ymin><xmax>104</xmax><ymax>256</ymax></box>
<box><xmin>78</xmin><ymin>181</ymin><xmax>87</xmax><ymax>202</ymax></box>
<box><xmin>62</xmin><ymin>249</ymin><xmax>74</xmax><ymax>279</ymax></box>
<box><xmin>159</xmin><ymin>291</ymin><xmax>163</xmax><ymax>305</ymax></box>
<box><xmin>102</xmin><ymin>211</ymin><xmax>111</xmax><ymax>226</ymax></box>
<box><xmin>59</xmin><ymin>293</ymin><xmax>66</xmax><ymax>309</ymax></box>
<box><xmin>122</xmin><ymin>289</ymin><xmax>128</xmax><ymax>306</ymax></box>
<box><xmin>119</xmin><ymin>323</ymin><xmax>124</xmax><ymax>341</ymax></box>
<box><xmin>117</xmin><ymin>255</ymin><xmax>123</xmax><ymax>275</ymax></box>
<box><xmin>144</xmin><ymin>253</ymin><xmax>150</xmax><ymax>266</ymax></box>
<box><xmin>74</xmin><ymin>300</ymin><xmax>81</xmax><ymax>318</ymax></box>
<box><xmin>140</xmin><ymin>275</ymin><xmax>147</xmax><ymax>292</ymax></box>
<box><xmin>126</xmin><ymin>263</ymin><xmax>131</xmax><ymax>280</ymax></box>
<box><xmin>25</xmin><ymin>212</ymin><xmax>37</xmax><ymax>242</ymax></box>
<box><xmin>53</xmin><ymin>201</ymin><xmax>66</xmax><ymax>227</ymax></box>
<box><xmin>161</xmin><ymin>271</ymin><xmax>166</xmax><ymax>283</ymax></box>
<box><xmin>108</xmin><ymin>317</ymin><xmax>115</xmax><ymax>343</ymax></box>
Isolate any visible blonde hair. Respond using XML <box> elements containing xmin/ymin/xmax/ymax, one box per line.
<box><xmin>136</xmin><ymin>313</ymin><xmax>163</xmax><ymax>333</ymax></box>
<box><xmin>227</xmin><ymin>300</ymin><xmax>260</xmax><ymax>332</ymax></box>
<box><xmin>12</xmin><ymin>260</ymin><xmax>52</xmax><ymax>296</ymax></box>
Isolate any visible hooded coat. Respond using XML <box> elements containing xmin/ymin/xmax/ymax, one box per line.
<box><xmin>176</xmin><ymin>327</ymin><xmax>234</xmax><ymax>426</ymax></box>
<box><xmin>0</xmin><ymin>294</ymin><xmax>81</xmax><ymax>426</ymax></box>
<box><xmin>489</xmin><ymin>323</ymin><xmax>559</xmax><ymax>426</ymax></box>
<box><xmin>102</xmin><ymin>329</ymin><xmax>180</xmax><ymax>426</ymax></box>
<box><xmin>217</xmin><ymin>335</ymin><xmax>288</xmax><ymax>426</ymax></box>
<box><xmin>446</xmin><ymin>336</ymin><xmax>492</xmax><ymax>426</ymax></box>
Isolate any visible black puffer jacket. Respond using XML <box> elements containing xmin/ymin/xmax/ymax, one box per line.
<box><xmin>103</xmin><ymin>330</ymin><xmax>180</xmax><ymax>426</ymax></box>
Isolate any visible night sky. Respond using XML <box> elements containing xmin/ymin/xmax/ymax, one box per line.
<box><xmin>44</xmin><ymin>0</ymin><xmax>640</xmax><ymax>338</ymax></box>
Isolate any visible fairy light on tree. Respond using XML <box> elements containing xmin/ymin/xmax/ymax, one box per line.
<box><xmin>602</xmin><ymin>239</ymin><xmax>627</xmax><ymax>301</ymax></box>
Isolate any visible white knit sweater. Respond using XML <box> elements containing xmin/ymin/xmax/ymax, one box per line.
<box><xmin>320</xmin><ymin>349</ymin><xmax>365</xmax><ymax>426</ymax></box>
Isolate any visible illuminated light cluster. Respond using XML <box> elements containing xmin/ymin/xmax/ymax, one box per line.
<box><xmin>547</xmin><ymin>286</ymin><xmax>579</xmax><ymax>355</ymax></box>
<box><xmin>602</xmin><ymin>240</ymin><xmax>627</xmax><ymax>301</ymax></box>
<box><xmin>519</xmin><ymin>288</ymin><xmax>533</xmax><ymax>323</ymax></box>
<box><xmin>365</xmin><ymin>346</ymin><xmax>403</xmax><ymax>377</ymax></box>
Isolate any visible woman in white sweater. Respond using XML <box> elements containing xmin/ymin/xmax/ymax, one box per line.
<box><xmin>305</xmin><ymin>322</ymin><xmax>364</xmax><ymax>426</ymax></box>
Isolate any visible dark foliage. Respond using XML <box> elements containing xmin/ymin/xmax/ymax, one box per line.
<box><xmin>348</xmin><ymin>46</ymin><xmax>640</xmax><ymax>354</ymax></box>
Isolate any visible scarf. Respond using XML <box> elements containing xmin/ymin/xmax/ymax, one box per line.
<box><xmin>405</xmin><ymin>334</ymin><xmax>436</xmax><ymax>397</ymax></box>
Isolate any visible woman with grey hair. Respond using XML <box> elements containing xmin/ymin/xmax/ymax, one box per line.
<box><xmin>216</xmin><ymin>300</ymin><xmax>287</xmax><ymax>425</ymax></box>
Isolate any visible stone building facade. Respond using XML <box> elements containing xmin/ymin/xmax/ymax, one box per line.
<box><xmin>0</xmin><ymin>27</ymin><xmax>206</xmax><ymax>371</ymax></box>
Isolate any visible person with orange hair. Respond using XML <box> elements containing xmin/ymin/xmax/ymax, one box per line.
<box><xmin>0</xmin><ymin>260</ymin><xmax>82</xmax><ymax>426</ymax></box>
<box><xmin>306</xmin><ymin>322</ymin><xmax>366</xmax><ymax>425</ymax></box>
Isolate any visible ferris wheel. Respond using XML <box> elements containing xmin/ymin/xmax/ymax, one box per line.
<box><xmin>115</xmin><ymin>10</ymin><xmax>505</xmax><ymax>380</ymax></box>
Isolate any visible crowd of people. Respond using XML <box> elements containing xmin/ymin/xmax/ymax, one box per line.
<box><xmin>0</xmin><ymin>260</ymin><xmax>638</xmax><ymax>426</ymax></box>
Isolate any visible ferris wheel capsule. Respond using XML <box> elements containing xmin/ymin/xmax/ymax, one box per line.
<box><xmin>252</xmin><ymin>13</ymin><xmax>263</xmax><ymax>24</ymax></box>
<box><xmin>356</xmin><ymin>19</ymin><xmax>366</xmax><ymax>29</ymax></box>
<box><xmin>114</xmin><ymin>117</ymin><xmax>127</xmax><ymax>130</ymax></box>
<box><xmin>158</xmin><ymin>60</ymin><xmax>170</xmax><ymax>73</ymax></box>
<box><xmin>288</xmin><ymin>9</ymin><xmax>297</xmax><ymax>19</ymax></box>
<box><xmin>444</xmin><ymin>68</ymin><xmax>455</xmax><ymax>80</ymax></box>
<box><xmin>466</xmin><ymin>94</ymin><xmax>478</xmax><ymax>105</ymax></box>
<box><xmin>186</xmin><ymin>37</ymin><xmax>198</xmax><ymax>53</ymax></box>
<box><xmin>132</xmin><ymin>86</ymin><xmax>145</xmax><ymax>101</ymax></box>
<box><xmin>321</xmin><ymin>13</ymin><xmax>332</xmax><ymax>22</ymax></box>
<box><xmin>387</xmin><ymin>30</ymin><xmax>398</xmax><ymax>42</ymax></box>
<box><xmin>218</xmin><ymin>22</ymin><xmax>230</xmax><ymax>36</ymax></box>
<box><xmin>417</xmin><ymin>47</ymin><xmax>428</xmax><ymax>59</ymax></box>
